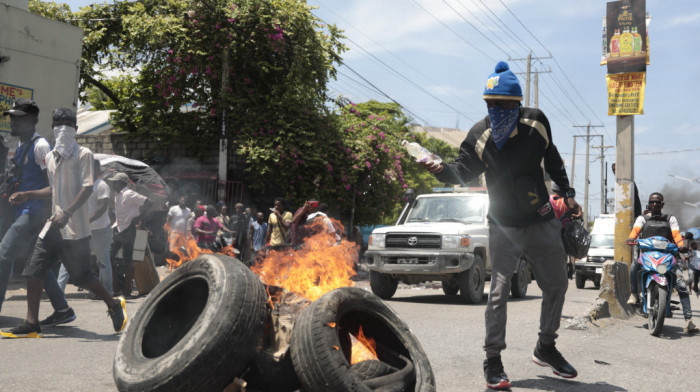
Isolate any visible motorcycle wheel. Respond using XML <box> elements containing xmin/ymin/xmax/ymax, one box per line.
<box><xmin>647</xmin><ymin>282</ymin><xmax>668</xmax><ymax>337</ymax></box>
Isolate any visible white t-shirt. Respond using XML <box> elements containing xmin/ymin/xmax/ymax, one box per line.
<box><xmin>16</xmin><ymin>133</ymin><xmax>51</xmax><ymax>169</ymax></box>
<box><xmin>88</xmin><ymin>178</ymin><xmax>111</xmax><ymax>231</ymax></box>
<box><xmin>690</xmin><ymin>250</ymin><xmax>700</xmax><ymax>270</ymax></box>
<box><xmin>46</xmin><ymin>146</ymin><xmax>94</xmax><ymax>240</ymax></box>
<box><xmin>113</xmin><ymin>188</ymin><xmax>147</xmax><ymax>232</ymax></box>
<box><xmin>168</xmin><ymin>205</ymin><xmax>191</xmax><ymax>233</ymax></box>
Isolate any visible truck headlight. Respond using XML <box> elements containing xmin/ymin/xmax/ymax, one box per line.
<box><xmin>369</xmin><ymin>233</ymin><xmax>385</xmax><ymax>248</ymax></box>
<box><xmin>442</xmin><ymin>235</ymin><xmax>471</xmax><ymax>249</ymax></box>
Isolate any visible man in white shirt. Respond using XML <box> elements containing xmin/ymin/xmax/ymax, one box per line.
<box><xmin>167</xmin><ymin>196</ymin><xmax>191</xmax><ymax>250</ymax></box>
<box><xmin>1</xmin><ymin>108</ymin><xmax>126</xmax><ymax>338</ymax></box>
<box><xmin>56</xmin><ymin>159</ymin><xmax>113</xmax><ymax>295</ymax></box>
<box><xmin>109</xmin><ymin>172</ymin><xmax>147</xmax><ymax>298</ymax></box>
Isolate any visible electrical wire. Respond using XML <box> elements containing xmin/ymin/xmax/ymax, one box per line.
<box><xmin>313</xmin><ymin>0</ymin><xmax>480</xmax><ymax>113</ymax></box>
<box><xmin>410</xmin><ymin>0</ymin><xmax>499</xmax><ymax>63</ymax></box>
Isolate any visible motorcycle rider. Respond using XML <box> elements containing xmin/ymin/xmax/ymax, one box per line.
<box><xmin>626</xmin><ymin>192</ymin><xmax>699</xmax><ymax>334</ymax></box>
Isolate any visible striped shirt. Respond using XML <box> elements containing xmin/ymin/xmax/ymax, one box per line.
<box><xmin>46</xmin><ymin>146</ymin><xmax>94</xmax><ymax>240</ymax></box>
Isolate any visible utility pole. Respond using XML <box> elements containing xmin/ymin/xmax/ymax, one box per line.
<box><xmin>615</xmin><ymin>116</ymin><xmax>635</xmax><ymax>266</ymax></box>
<box><xmin>571</xmin><ymin>136</ymin><xmax>576</xmax><ymax>185</ymax></box>
<box><xmin>509</xmin><ymin>52</ymin><xmax>551</xmax><ymax>107</ymax></box>
<box><xmin>218</xmin><ymin>50</ymin><xmax>229</xmax><ymax>202</ymax></box>
<box><xmin>592</xmin><ymin>141</ymin><xmax>614</xmax><ymax>214</ymax></box>
<box><xmin>573</xmin><ymin>123</ymin><xmax>604</xmax><ymax>224</ymax></box>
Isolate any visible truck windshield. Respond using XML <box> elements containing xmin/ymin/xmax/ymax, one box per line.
<box><xmin>590</xmin><ymin>234</ymin><xmax>614</xmax><ymax>248</ymax></box>
<box><xmin>406</xmin><ymin>196</ymin><xmax>485</xmax><ymax>223</ymax></box>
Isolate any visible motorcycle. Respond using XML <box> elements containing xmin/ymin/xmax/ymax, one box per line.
<box><xmin>633</xmin><ymin>236</ymin><xmax>679</xmax><ymax>336</ymax></box>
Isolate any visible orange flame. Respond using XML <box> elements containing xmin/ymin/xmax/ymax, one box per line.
<box><xmin>251</xmin><ymin>218</ymin><xmax>358</xmax><ymax>302</ymax></box>
<box><xmin>165</xmin><ymin>223</ymin><xmax>214</xmax><ymax>270</ymax></box>
<box><xmin>350</xmin><ymin>326</ymin><xmax>378</xmax><ymax>364</ymax></box>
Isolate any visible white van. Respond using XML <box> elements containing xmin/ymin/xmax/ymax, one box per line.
<box><xmin>574</xmin><ymin>214</ymin><xmax>615</xmax><ymax>289</ymax></box>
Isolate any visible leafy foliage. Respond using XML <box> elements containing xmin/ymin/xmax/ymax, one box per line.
<box><xmin>29</xmin><ymin>0</ymin><xmax>459</xmax><ymax>225</ymax></box>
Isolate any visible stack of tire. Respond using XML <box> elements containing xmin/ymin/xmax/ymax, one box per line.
<box><xmin>113</xmin><ymin>254</ymin><xmax>435</xmax><ymax>392</ymax></box>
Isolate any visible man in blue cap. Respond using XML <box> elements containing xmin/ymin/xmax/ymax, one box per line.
<box><xmin>421</xmin><ymin>61</ymin><xmax>581</xmax><ymax>389</ymax></box>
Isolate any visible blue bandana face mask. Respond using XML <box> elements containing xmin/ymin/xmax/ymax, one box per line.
<box><xmin>488</xmin><ymin>106</ymin><xmax>520</xmax><ymax>150</ymax></box>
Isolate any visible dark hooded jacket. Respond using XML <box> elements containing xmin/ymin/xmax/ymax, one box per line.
<box><xmin>435</xmin><ymin>107</ymin><xmax>574</xmax><ymax>227</ymax></box>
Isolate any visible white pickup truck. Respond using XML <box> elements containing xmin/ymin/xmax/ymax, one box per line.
<box><xmin>364</xmin><ymin>189</ymin><xmax>531</xmax><ymax>303</ymax></box>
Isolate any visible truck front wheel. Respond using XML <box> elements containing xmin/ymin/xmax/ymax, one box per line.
<box><xmin>459</xmin><ymin>255</ymin><xmax>485</xmax><ymax>304</ymax></box>
<box><xmin>369</xmin><ymin>270</ymin><xmax>398</xmax><ymax>299</ymax></box>
<box><xmin>442</xmin><ymin>279</ymin><xmax>459</xmax><ymax>295</ymax></box>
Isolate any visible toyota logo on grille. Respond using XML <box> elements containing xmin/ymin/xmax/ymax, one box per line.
<box><xmin>407</xmin><ymin>236</ymin><xmax>419</xmax><ymax>246</ymax></box>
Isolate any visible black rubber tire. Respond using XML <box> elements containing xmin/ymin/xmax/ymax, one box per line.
<box><xmin>648</xmin><ymin>283</ymin><xmax>667</xmax><ymax>337</ymax></box>
<box><xmin>351</xmin><ymin>359</ymin><xmax>398</xmax><ymax>380</ymax></box>
<box><xmin>575</xmin><ymin>273</ymin><xmax>586</xmax><ymax>289</ymax></box>
<box><xmin>510</xmin><ymin>259</ymin><xmax>530</xmax><ymax>298</ymax></box>
<box><xmin>593</xmin><ymin>275</ymin><xmax>601</xmax><ymax>289</ymax></box>
<box><xmin>289</xmin><ymin>287</ymin><xmax>436</xmax><ymax>392</ymax></box>
<box><xmin>369</xmin><ymin>270</ymin><xmax>399</xmax><ymax>299</ymax></box>
<box><xmin>459</xmin><ymin>255</ymin><xmax>485</xmax><ymax>304</ymax></box>
<box><xmin>441</xmin><ymin>279</ymin><xmax>459</xmax><ymax>296</ymax></box>
<box><xmin>113</xmin><ymin>254</ymin><xmax>268</xmax><ymax>392</ymax></box>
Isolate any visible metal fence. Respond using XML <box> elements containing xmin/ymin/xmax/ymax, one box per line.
<box><xmin>201</xmin><ymin>179</ymin><xmax>247</xmax><ymax>206</ymax></box>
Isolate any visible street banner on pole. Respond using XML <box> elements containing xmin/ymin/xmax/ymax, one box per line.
<box><xmin>606</xmin><ymin>72</ymin><xmax>645</xmax><ymax>115</ymax></box>
<box><xmin>604</xmin><ymin>0</ymin><xmax>646</xmax><ymax>74</ymax></box>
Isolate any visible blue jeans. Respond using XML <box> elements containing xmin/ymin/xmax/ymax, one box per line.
<box><xmin>0</xmin><ymin>213</ymin><xmax>43</xmax><ymax>312</ymax></box>
<box><xmin>57</xmin><ymin>226</ymin><xmax>113</xmax><ymax>294</ymax></box>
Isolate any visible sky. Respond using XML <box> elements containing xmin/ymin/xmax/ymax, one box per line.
<box><xmin>61</xmin><ymin>0</ymin><xmax>700</xmax><ymax>227</ymax></box>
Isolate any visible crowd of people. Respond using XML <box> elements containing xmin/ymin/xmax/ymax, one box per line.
<box><xmin>165</xmin><ymin>196</ymin><xmax>362</xmax><ymax>266</ymax></box>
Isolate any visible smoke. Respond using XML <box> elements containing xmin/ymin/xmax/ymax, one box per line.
<box><xmin>657</xmin><ymin>182</ymin><xmax>700</xmax><ymax>229</ymax></box>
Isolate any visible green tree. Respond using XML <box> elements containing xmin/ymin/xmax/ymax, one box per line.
<box><xmin>326</xmin><ymin>100</ymin><xmax>458</xmax><ymax>225</ymax></box>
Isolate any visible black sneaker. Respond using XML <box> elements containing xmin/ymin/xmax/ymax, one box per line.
<box><xmin>108</xmin><ymin>297</ymin><xmax>127</xmax><ymax>332</ymax></box>
<box><xmin>532</xmin><ymin>341</ymin><xmax>578</xmax><ymax>378</ymax></box>
<box><xmin>40</xmin><ymin>308</ymin><xmax>77</xmax><ymax>327</ymax></box>
<box><xmin>484</xmin><ymin>356</ymin><xmax>511</xmax><ymax>390</ymax></box>
<box><xmin>0</xmin><ymin>320</ymin><xmax>42</xmax><ymax>338</ymax></box>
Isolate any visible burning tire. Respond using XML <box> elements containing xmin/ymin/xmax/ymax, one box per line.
<box><xmin>113</xmin><ymin>254</ymin><xmax>268</xmax><ymax>392</ymax></box>
<box><xmin>289</xmin><ymin>287</ymin><xmax>436</xmax><ymax>392</ymax></box>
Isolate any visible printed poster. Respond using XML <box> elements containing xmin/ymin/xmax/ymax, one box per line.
<box><xmin>604</xmin><ymin>0</ymin><xmax>647</xmax><ymax>74</ymax></box>
<box><xmin>0</xmin><ymin>82</ymin><xmax>34</xmax><ymax>134</ymax></box>
<box><xmin>606</xmin><ymin>72</ymin><xmax>645</xmax><ymax>115</ymax></box>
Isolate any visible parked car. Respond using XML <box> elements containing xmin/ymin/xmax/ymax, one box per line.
<box><xmin>575</xmin><ymin>214</ymin><xmax>615</xmax><ymax>289</ymax></box>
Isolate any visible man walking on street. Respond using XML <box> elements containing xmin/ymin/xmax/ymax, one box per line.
<box><xmin>0</xmin><ymin>99</ymin><xmax>73</xmax><ymax>325</ymax></box>
<box><xmin>421</xmin><ymin>62</ymin><xmax>581</xmax><ymax>390</ymax></box>
<box><xmin>1</xmin><ymin>108</ymin><xmax>126</xmax><ymax>338</ymax></box>
<box><xmin>109</xmin><ymin>172</ymin><xmax>147</xmax><ymax>298</ymax></box>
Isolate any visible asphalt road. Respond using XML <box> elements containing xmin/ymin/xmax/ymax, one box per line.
<box><xmin>0</xmin><ymin>270</ymin><xmax>698</xmax><ymax>392</ymax></box>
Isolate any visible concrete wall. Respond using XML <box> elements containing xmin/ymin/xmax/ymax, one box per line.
<box><xmin>0</xmin><ymin>2</ymin><xmax>82</xmax><ymax>144</ymax></box>
<box><xmin>76</xmin><ymin>133</ymin><xmax>245</xmax><ymax>179</ymax></box>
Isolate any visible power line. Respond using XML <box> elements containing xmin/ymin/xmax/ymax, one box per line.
<box><xmin>497</xmin><ymin>0</ymin><xmax>612</xmax><ymax>141</ymax></box>
<box><xmin>313</xmin><ymin>1</ymin><xmax>481</xmax><ymax>114</ymax></box>
<box><xmin>636</xmin><ymin>147</ymin><xmax>700</xmax><ymax>156</ymax></box>
<box><xmin>344</xmin><ymin>36</ymin><xmax>478</xmax><ymax>122</ymax></box>
<box><xmin>410</xmin><ymin>0</ymin><xmax>498</xmax><ymax>63</ymax></box>
<box><xmin>452</xmin><ymin>0</ymin><xmax>523</xmax><ymax>55</ymax></box>
<box><xmin>471</xmin><ymin>0</ymin><xmax>531</xmax><ymax>53</ymax></box>
<box><xmin>440</xmin><ymin>0</ymin><xmax>510</xmax><ymax>57</ymax></box>
<box><xmin>339</xmin><ymin>63</ymin><xmax>430</xmax><ymax>125</ymax></box>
